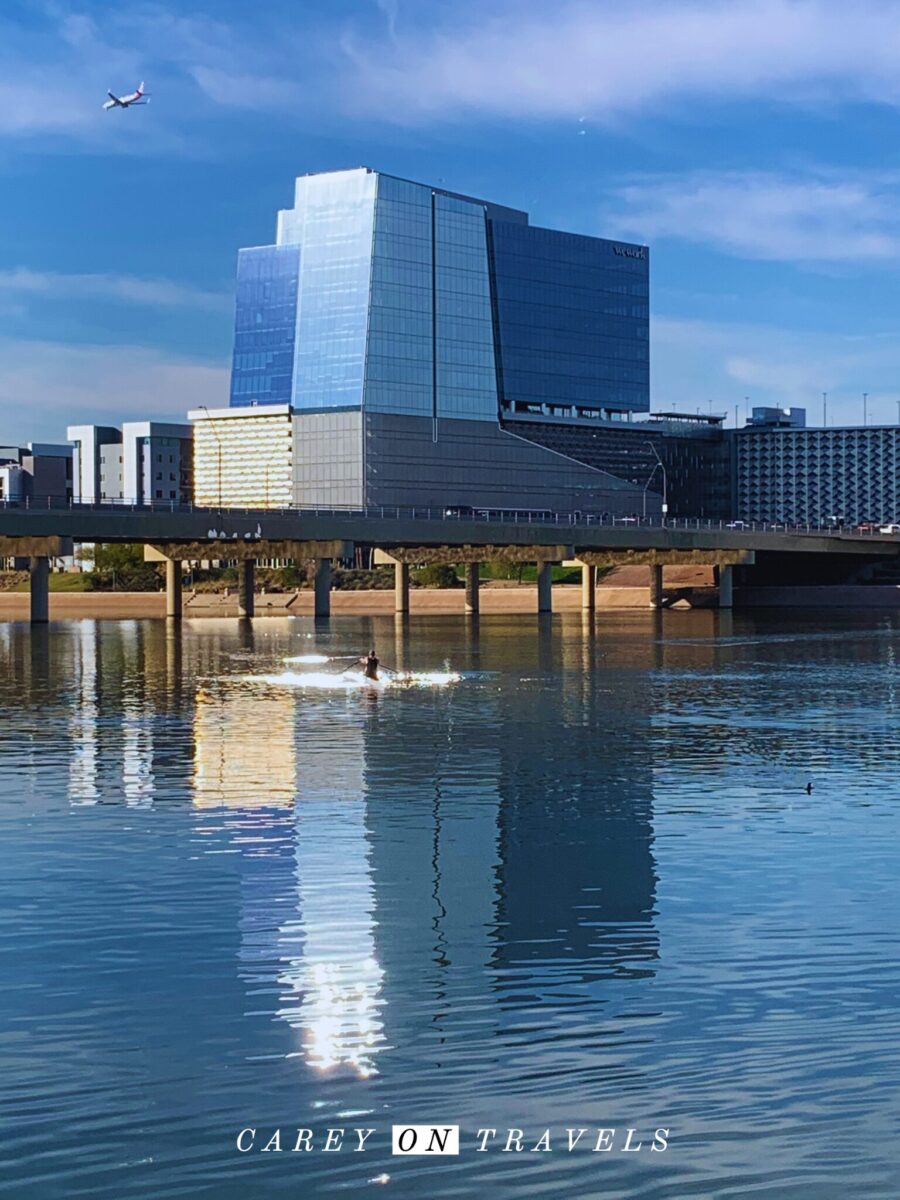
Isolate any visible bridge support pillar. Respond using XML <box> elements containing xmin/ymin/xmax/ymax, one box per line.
<box><xmin>465</xmin><ymin>562</ymin><xmax>480</xmax><ymax>614</ymax></box>
<box><xmin>238</xmin><ymin>559</ymin><xmax>255</xmax><ymax>619</ymax></box>
<box><xmin>165</xmin><ymin>559</ymin><xmax>183</xmax><ymax>621</ymax></box>
<box><xmin>395</xmin><ymin>561</ymin><xmax>410</xmax><ymax>614</ymax></box>
<box><xmin>718</xmin><ymin>564</ymin><xmax>734</xmax><ymax>609</ymax></box>
<box><xmin>581</xmin><ymin>562</ymin><xmax>596</xmax><ymax>612</ymax></box>
<box><xmin>314</xmin><ymin>558</ymin><xmax>331</xmax><ymax>618</ymax></box>
<box><xmin>649</xmin><ymin>564</ymin><xmax>663</xmax><ymax>609</ymax></box>
<box><xmin>29</xmin><ymin>556</ymin><xmax>49</xmax><ymax>625</ymax></box>
<box><xmin>537</xmin><ymin>561</ymin><xmax>553</xmax><ymax>613</ymax></box>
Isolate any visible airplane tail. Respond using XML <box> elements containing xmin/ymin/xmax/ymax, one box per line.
<box><xmin>137</xmin><ymin>81</ymin><xmax>145</xmax><ymax>95</ymax></box>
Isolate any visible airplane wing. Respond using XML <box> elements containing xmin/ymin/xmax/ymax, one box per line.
<box><xmin>103</xmin><ymin>92</ymin><xmax>121</xmax><ymax>109</ymax></box>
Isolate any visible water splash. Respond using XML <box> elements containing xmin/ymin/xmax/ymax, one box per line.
<box><xmin>250</xmin><ymin>669</ymin><xmax>461</xmax><ymax>691</ymax></box>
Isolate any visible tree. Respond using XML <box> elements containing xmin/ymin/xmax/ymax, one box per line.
<box><xmin>91</xmin><ymin>544</ymin><xmax>146</xmax><ymax>576</ymax></box>
<box><xmin>87</xmin><ymin>544</ymin><xmax>161</xmax><ymax>591</ymax></box>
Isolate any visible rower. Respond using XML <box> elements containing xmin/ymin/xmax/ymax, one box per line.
<box><xmin>361</xmin><ymin>649</ymin><xmax>379</xmax><ymax>681</ymax></box>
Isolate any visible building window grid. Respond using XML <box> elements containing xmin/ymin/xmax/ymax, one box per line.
<box><xmin>737</xmin><ymin>428</ymin><xmax>900</xmax><ymax>524</ymax></box>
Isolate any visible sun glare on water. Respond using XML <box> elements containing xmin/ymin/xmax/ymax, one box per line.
<box><xmin>248</xmin><ymin>666</ymin><xmax>461</xmax><ymax>691</ymax></box>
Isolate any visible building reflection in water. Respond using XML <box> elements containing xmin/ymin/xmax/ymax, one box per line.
<box><xmin>122</xmin><ymin>633</ymin><xmax>155</xmax><ymax>808</ymax></box>
<box><xmin>495</xmin><ymin>618</ymin><xmax>659</xmax><ymax>997</ymax></box>
<box><xmin>69</xmin><ymin>623</ymin><xmax>101</xmax><ymax>805</ymax></box>
<box><xmin>362</xmin><ymin>681</ymin><xmax>502</xmax><ymax>1057</ymax></box>
<box><xmin>53</xmin><ymin>617</ymin><xmax>660</xmax><ymax>1086</ymax></box>
<box><xmin>278</xmin><ymin>720</ymin><xmax>384</xmax><ymax>1077</ymax></box>
<box><xmin>191</xmin><ymin>679</ymin><xmax>386</xmax><ymax>1078</ymax></box>
<box><xmin>65</xmin><ymin>621</ymin><xmax>175</xmax><ymax>808</ymax></box>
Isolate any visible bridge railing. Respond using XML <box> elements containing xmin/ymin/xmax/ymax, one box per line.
<box><xmin>0</xmin><ymin>496</ymin><xmax>895</xmax><ymax>538</ymax></box>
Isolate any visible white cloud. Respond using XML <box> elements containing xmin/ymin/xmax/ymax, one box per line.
<box><xmin>0</xmin><ymin>7</ymin><xmax>240</xmax><ymax>146</ymax></box>
<box><xmin>607</xmin><ymin>170</ymin><xmax>900</xmax><ymax>263</ymax></box>
<box><xmin>189</xmin><ymin>66</ymin><xmax>304</xmax><ymax>111</ymax></box>
<box><xmin>373</xmin><ymin>0</ymin><xmax>400</xmax><ymax>41</ymax></box>
<box><xmin>15</xmin><ymin>0</ymin><xmax>900</xmax><ymax>146</ymax></box>
<box><xmin>0</xmin><ymin>9</ymin><xmax>135</xmax><ymax>139</ymax></box>
<box><xmin>0</xmin><ymin>339</ymin><xmax>229</xmax><ymax>443</ymax></box>
<box><xmin>337</xmin><ymin>0</ymin><xmax>900</xmax><ymax>123</ymax></box>
<box><xmin>0</xmin><ymin>268</ymin><xmax>229</xmax><ymax>311</ymax></box>
<box><xmin>653</xmin><ymin>315</ymin><xmax>900</xmax><ymax>424</ymax></box>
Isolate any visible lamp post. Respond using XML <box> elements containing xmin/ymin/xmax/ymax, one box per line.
<box><xmin>863</xmin><ymin>392</ymin><xmax>868</xmax><ymax>427</ymax></box>
<box><xmin>641</xmin><ymin>441</ymin><xmax>668</xmax><ymax>523</ymax></box>
<box><xmin>198</xmin><ymin>405</ymin><xmax>223</xmax><ymax>508</ymax></box>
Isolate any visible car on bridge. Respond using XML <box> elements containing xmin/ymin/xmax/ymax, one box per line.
<box><xmin>879</xmin><ymin>524</ymin><xmax>900</xmax><ymax>534</ymax></box>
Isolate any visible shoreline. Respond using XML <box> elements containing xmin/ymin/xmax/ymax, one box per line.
<box><xmin>0</xmin><ymin>585</ymin><xmax>681</xmax><ymax>620</ymax></box>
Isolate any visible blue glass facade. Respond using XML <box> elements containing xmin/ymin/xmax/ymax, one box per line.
<box><xmin>489</xmin><ymin>223</ymin><xmax>649</xmax><ymax>413</ymax></box>
<box><xmin>229</xmin><ymin>168</ymin><xmax>649</xmax><ymax>421</ymax></box>
<box><xmin>434</xmin><ymin>193</ymin><xmax>498</xmax><ymax>420</ymax></box>
<box><xmin>229</xmin><ymin>245</ymin><xmax>299</xmax><ymax>408</ymax></box>
<box><xmin>363</xmin><ymin>178</ymin><xmax>500</xmax><ymax>421</ymax></box>
<box><xmin>279</xmin><ymin>170</ymin><xmax>377</xmax><ymax>410</ymax></box>
<box><xmin>364</xmin><ymin>174</ymin><xmax>434</xmax><ymax>418</ymax></box>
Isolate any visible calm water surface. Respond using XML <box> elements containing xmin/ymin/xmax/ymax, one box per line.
<box><xmin>1</xmin><ymin>611</ymin><xmax>899</xmax><ymax>1199</ymax></box>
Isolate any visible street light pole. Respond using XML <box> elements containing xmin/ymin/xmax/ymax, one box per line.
<box><xmin>642</xmin><ymin>462</ymin><xmax>661</xmax><ymax>518</ymax></box>
<box><xmin>643</xmin><ymin>441</ymin><xmax>668</xmax><ymax>523</ymax></box>
<box><xmin>863</xmin><ymin>392</ymin><xmax>868</xmax><ymax>427</ymax></box>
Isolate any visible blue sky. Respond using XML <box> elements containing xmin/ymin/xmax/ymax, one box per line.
<box><xmin>4</xmin><ymin>0</ymin><xmax>900</xmax><ymax>442</ymax></box>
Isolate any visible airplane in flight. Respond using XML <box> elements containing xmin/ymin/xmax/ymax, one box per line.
<box><xmin>102</xmin><ymin>83</ymin><xmax>149</xmax><ymax>110</ymax></box>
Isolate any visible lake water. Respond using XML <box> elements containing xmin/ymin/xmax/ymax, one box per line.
<box><xmin>1</xmin><ymin>611</ymin><xmax>899</xmax><ymax>1199</ymax></box>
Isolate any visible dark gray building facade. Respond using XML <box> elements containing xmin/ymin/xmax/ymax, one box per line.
<box><xmin>735</xmin><ymin>422</ymin><xmax>900</xmax><ymax>526</ymax></box>
<box><xmin>0</xmin><ymin>442</ymin><xmax>72</xmax><ymax>504</ymax></box>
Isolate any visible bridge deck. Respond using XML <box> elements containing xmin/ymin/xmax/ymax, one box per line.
<box><xmin>0</xmin><ymin>505</ymin><xmax>897</xmax><ymax>557</ymax></box>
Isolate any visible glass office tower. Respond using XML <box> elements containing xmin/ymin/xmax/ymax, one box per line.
<box><xmin>226</xmin><ymin>167</ymin><xmax>653</xmax><ymax>513</ymax></box>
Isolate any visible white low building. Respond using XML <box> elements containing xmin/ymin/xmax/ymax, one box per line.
<box><xmin>67</xmin><ymin>422</ymin><xmax>192</xmax><ymax>504</ymax></box>
<box><xmin>189</xmin><ymin>405</ymin><xmax>294</xmax><ymax>509</ymax></box>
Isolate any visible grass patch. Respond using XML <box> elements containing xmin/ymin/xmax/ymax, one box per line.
<box><xmin>479</xmin><ymin>562</ymin><xmax>582</xmax><ymax>584</ymax></box>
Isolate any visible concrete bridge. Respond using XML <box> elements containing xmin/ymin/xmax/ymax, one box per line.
<box><xmin>2</xmin><ymin>503</ymin><xmax>897</xmax><ymax>622</ymax></box>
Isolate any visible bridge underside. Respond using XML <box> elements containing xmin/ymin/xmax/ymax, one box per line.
<box><xmin>4</xmin><ymin>509</ymin><xmax>900</xmax><ymax>623</ymax></box>
<box><xmin>0</xmin><ymin>536</ymin><xmax>73</xmax><ymax>558</ymax></box>
<box><xmin>144</xmin><ymin>540</ymin><xmax>353</xmax><ymax>563</ymax></box>
<box><xmin>576</xmin><ymin>549</ymin><xmax>754</xmax><ymax>568</ymax></box>
<box><xmin>382</xmin><ymin>544</ymin><xmax>573</xmax><ymax>564</ymax></box>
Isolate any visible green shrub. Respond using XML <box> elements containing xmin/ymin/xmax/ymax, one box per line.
<box><xmin>412</xmin><ymin>564</ymin><xmax>462</xmax><ymax>589</ymax></box>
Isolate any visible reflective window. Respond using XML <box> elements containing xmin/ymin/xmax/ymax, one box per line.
<box><xmin>489</xmin><ymin>222</ymin><xmax>650</xmax><ymax>415</ymax></box>
<box><xmin>364</xmin><ymin>175</ymin><xmax>434</xmax><ymax>418</ymax></box>
<box><xmin>434</xmin><ymin>194</ymin><xmax>498</xmax><ymax>421</ymax></box>
<box><xmin>229</xmin><ymin>245</ymin><xmax>299</xmax><ymax>408</ymax></box>
<box><xmin>364</xmin><ymin>180</ymin><xmax>498</xmax><ymax>421</ymax></box>
<box><xmin>281</xmin><ymin>170</ymin><xmax>377</xmax><ymax>411</ymax></box>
